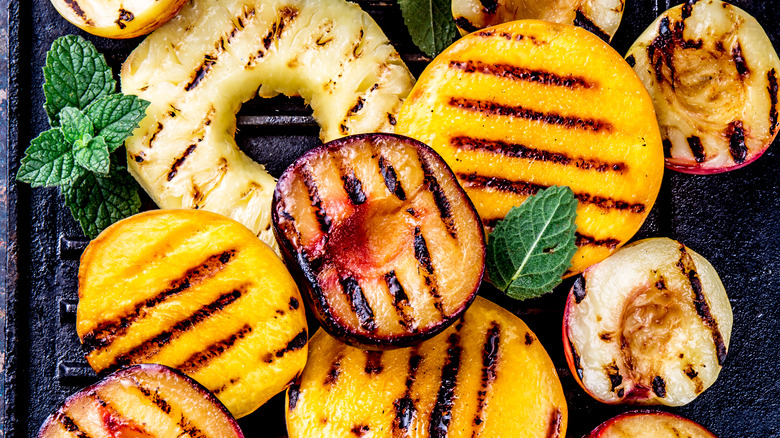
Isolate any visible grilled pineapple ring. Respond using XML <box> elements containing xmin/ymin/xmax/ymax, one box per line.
<box><xmin>121</xmin><ymin>0</ymin><xmax>415</xmax><ymax>250</ymax></box>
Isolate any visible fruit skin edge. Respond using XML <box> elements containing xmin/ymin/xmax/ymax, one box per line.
<box><xmin>583</xmin><ymin>410</ymin><xmax>718</xmax><ymax>438</ymax></box>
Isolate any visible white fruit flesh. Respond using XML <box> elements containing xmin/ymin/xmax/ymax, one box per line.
<box><xmin>564</xmin><ymin>238</ymin><xmax>732</xmax><ymax>406</ymax></box>
<box><xmin>49</xmin><ymin>0</ymin><xmax>189</xmax><ymax>38</ymax></box>
<box><xmin>588</xmin><ymin>411</ymin><xmax>717</xmax><ymax>438</ymax></box>
<box><xmin>452</xmin><ymin>0</ymin><xmax>624</xmax><ymax>41</ymax></box>
<box><xmin>626</xmin><ymin>0</ymin><xmax>780</xmax><ymax>173</ymax></box>
<box><xmin>121</xmin><ymin>0</ymin><xmax>414</xmax><ymax>251</ymax></box>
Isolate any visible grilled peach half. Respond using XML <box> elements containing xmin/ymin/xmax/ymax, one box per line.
<box><xmin>396</xmin><ymin>20</ymin><xmax>664</xmax><ymax>276</ymax></box>
<box><xmin>272</xmin><ymin>133</ymin><xmax>485</xmax><ymax>349</ymax></box>
<box><xmin>286</xmin><ymin>296</ymin><xmax>567</xmax><ymax>438</ymax></box>
<box><xmin>77</xmin><ymin>210</ymin><xmax>308</xmax><ymax>418</ymax></box>
<box><xmin>563</xmin><ymin>238</ymin><xmax>733</xmax><ymax>406</ymax></box>
<box><xmin>38</xmin><ymin>364</ymin><xmax>244</xmax><ymax>438</ymax></box>
<box><xmin>585</xmin><ymin>411</ymin><xmax>718</xmax><ymax>438</ymax></box>
<box><xmin>49</xmin><ymin>0</ymin><xmax>189</xmax><ymax>39</ymax></box>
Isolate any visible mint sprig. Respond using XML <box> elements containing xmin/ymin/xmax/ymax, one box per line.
<box><xmin>398</xmin><ymin>0</ymin><xmax>458</xmax><ymax>58</ymax></box>
<box><xmin>486</xmin><ymin>186</ymin><xmax>579</xmax><ymax>300</ymax></box>
<box><xmin>17</xmin><ymin>35</ymin><xmax>149</xmax><ymax>239</ymax></box>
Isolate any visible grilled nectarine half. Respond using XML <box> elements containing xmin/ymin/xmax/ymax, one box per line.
<box><xmin>563</xmin><ymin>238</ymin><xmax>733</xmax><ymax>406</ymax></box>
<box><xmin>585</xmin><ymin>411</ymin><xmax>718</xmax><ymax>438</ymax></box>
<box><xmin>273</xmin><ymin>133</ymin><xmax>485</xmax><ymax>349</ymax></box>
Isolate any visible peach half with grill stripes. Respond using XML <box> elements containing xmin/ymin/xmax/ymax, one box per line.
<box><xmin>37</xmin><ymin>364</ymin><xmax>244</xmax><ymax>438</ymax></box>
<box><xmin>272</xmin><ymin>133</ymin><xmax>485</xmax><ymax>349</ymax></box>
<box><xmin>626</xmin><ymin>0</ymin><xmax>780</xmax><ymax>174</ymax></box>
<box><xmin>286</xmin><ymin>296</ymin><xmax>567</xmax><ymax>438</ymax></box>
<box><xmin>76</xmin><ymin>210</ymin><xmax>308</xmax><ymax>418</ymax></box>
<box><xmin>585</xmin><ymin>411</ymin><xmax>718</xmax><ymax>438</ymax></box>
<box><xmin>563</xmin><ymin>238</ymin><xmax>733</xmax><ymax>406</ymax></box>
<box><xmin>396</xmin><ymin>20</ymin><xmax>665</xmax><ymax>277</ymax></box>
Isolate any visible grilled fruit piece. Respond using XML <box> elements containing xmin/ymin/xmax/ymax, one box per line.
<box><xmin>120</xmin><ymin>0</ymin><xmax>415</xmax><ymax>252</ymax></box>
<box><xmin>77</xmin><ymin>210</ymin><xmax>308</xmax><ymax>418</ymax></box>
<box><xmin>453</xmin><ymin>0</ymin><xmax>624</xmax><ymax>42</ymax></box>
<box><xmin>49</xmin><ymin>0</ymin><xmax>188</xmax><ymax>38</ymax></box>
<box><xmin>563</xmin><ymin>238</ymin><xmax>733</xmax><ymax>406</ymax></box>
<box><xmin>626</xmin><ymin>0</ymin><xmax>780</xmax><ymax>173</ymax></box>
<box><xmin>273</xmin><ymin>133</ymin><xmax>485</xmax><ymax>349</ymax></box>
<box><xmin>286</xmin><ymin>296</ymin><xmax>567</xmax><ymax>438</ymax></box>
<box><xmin>585</xmin><ymin>411</ymin><xmax>718</xmax><ymax>438</ymax></box>
<box><xmin>38</xmin><ymin>364</ymin><xmax>244</xmax><ymax>438</ymax></box>
<box><xmin>396</xmin><ymin>21</ymin><xmax>664</xmax><ymax>276</ymax></box>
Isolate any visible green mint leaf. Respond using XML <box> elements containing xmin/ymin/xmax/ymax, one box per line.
<box><xmin>74</xmin><ymin>136</ymin><xmax>110</xmax><ymax>174</ymax></box>
<box><xmin>59</xmin><ymin>106</ymin><xmax>94</xmax><ymax>144</ymax></box>
<box><xmin>63</xmin><ymin>165</ymin><xmax>141</xmax><ymax>239</ymax></box>
<box><xmin>486</xmin><ymin>186</ymin><xmax>578</xmax><ymax>300</ymax></box>
<box><xmin>398</xmin><ymin>0</ymin><xmax>458</xmax><ymax>57</ymax></box>
<box><xmin>16</xmin><ymin>129</ymin><xmax>84</xmax><ymax>187</ymax></box>
<box><xmin>43</xmin><ymin>35</ymin><xmax>115</xmax><ymax>125</ymax></box>
<box><xmin>85</xmin><ymin>94</ymin><xmax>150</xmax><ymax>151</ymax></box>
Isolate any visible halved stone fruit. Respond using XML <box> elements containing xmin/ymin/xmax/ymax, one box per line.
<box><xmin>563</xmin><ymin>238</ymin><xmax>733</xmax><ymax>406</ymax></box>
<box><xmin>286</xmin><ymin>296</ymin><xmax>567</xmax><ymax>438</ymax></box>
<box><xmin>396</xmin><ymin>20</ymin><xmax>664</xmax><ymax>276</ymax></box>
<box><xmin>272</xmin><ymin>133</ymin><xmax>485</xmax><ymax>349</ymax></box>
<box><xmin>38</xmin><ymin>364</ymin><xmax>244</xmax><ymax>438</ymax></box>
<box><xmin>585</xmin><ymin>411</ymin><xmax>718</xmax><ymax>438</ymax></box>
<box><xmin>77</xmin><ymin>210</ymin><xmax>308</xmax><ymax>418</ymax></box>
<box><xmin>626</xmin><ymin>0</ymin><xmax>780</xmax><ymax>173</ymax></box>
<box><xmin>49</xmin><ymin>0</ymin><xmax>188</xmax><ymax>39</ymax></box>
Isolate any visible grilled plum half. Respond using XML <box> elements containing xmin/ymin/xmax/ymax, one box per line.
<box><xmin>564</xmin><ymin>238</ymin><xmax>733</xmax><ymax>406</ymax></box>
<box><xmin>585</xmin><ymin>411</ymin><xmax>718</xmax><ymax>438</ymax></box>
<box><xmin>38</xmin><ymin>364</ymin><xmax>244</xmax><ymax>438</ymax></box>
<box><xmin>286</xmin><ymin>296</ymin><xmax>567</xmax><ymax>438</ymax></box>
<box><xmin>273</xmin><ymin>133</ymin><xmax>485</xmax><ymax>349</ymax></box>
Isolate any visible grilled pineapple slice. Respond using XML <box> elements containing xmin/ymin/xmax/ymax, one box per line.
<box><xmin>77</xmin><ymin>210</ymin><xmax>308</xmax><ymax>418</ymax></box>
<box><xmin>453</xmin><ymin>0</ymin><xmax>624</xmax><ymax>41</ymax></box>
<box><xmin>626</xmin><ymin>0</ymin><xmax>780</xmax><ymax>173</ymax></box>
<box><xmin>120</xmin><ymin>0</ymin><xmax>415</xmax><ymax>251</ymax></box>
<box><xmin>49</xmin><ymin>0</ymin><xmax>188</xmax><ymax>38</ymax></box>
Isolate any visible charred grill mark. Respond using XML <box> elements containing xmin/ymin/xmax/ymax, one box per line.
<box><xmin>569</xmin><ymin>339</ymin><xmax>583</xmax><ymax>380</ymax></box>
<box><xmin>478</xmin><ymin>0</ymin><xmax>498</xmax><ymax>14</ymax></box>
<box><xmin>606</xmin><ymin>363</ymin><xmax>623</xmax><ymax>393</ymax></box>
<box><xmin>525</xmin><ymin>333</ymin><xmax>535</xmax><ymax>345</ymax></box>
<box><xmin>289</xmin><ymin>297</ymin><xmax>300</xmax><ymax>310</ymax></box>
<box><xmin>82</xmin><ymin>251</ymin><xmax>237</xmax><ymax>353</ymax></box>
<box><xmin>351</xmin><ymin>425</ymin><xmax>370</xmax><ymax>437</ymax></box>
<box><xmin>348</xmin><ymin>97</ymin><xmax>365</xmax><ymax>115</ymax></box>
<box><xmin>769</xmin><ymin>69</ymin><xmax>779</xmax><ymax>135</ymax></box>
<box><xmin>379</xmin><ymin>156</ymin><xmax>407</xmax><ymax>201</ymax></box>
<box><xmin>727</xmin><ymin>120</ymin><xmax>748</xmax><ymax>164</ymax></box>
<box><xmin>300</xmin><ymin>166</ymin><xmax>332</xmax><ymax>233</ymax></box>
<box><xmin>148</xmin><ymin>122</ymin><xmax>164</xmax><ymax>148</ymax></box>
<box><xmin>324</xmin><ymin>350</ymin><xmax>345</xmax><ymax>386</ymax></box>
<box><xmin>450</xmin><ymin>136</ymin><xmax>626</xmax><ymax>173</ymax></box>
<box><xmin>114</xmin><ymin>8</ymin><xmax>135</xmax><ymax>29</ymax></box>
<box><xmin>649</xmin><ymin>16</ymin><xmax>703</xmax><ymax>84</ymax></box>
<box><xmin>393</xmin><ymin>349</ymin><xmax>423</xmax><ymax>435</ymax></box>
<box><xmin>57</xmin><ymin>413</ymin><xmax>90</xmax><ymax>437</ymax></box>
<box><xmin>110</xmin><ymin>287</ymin><xmax>246</xmax><ymax>369</ymax></box>
<box><xmin>449</xmin><ymin>97</ymin><xmax>613</xmax><ymax>133</ymax></box>
<box><xmin>419</xmin><ymin>156</ymin><xmax>458</xmax><ymax>238</ymax></box>
<box><xmin>472</xmin><ymin>322</ymin><xmax>500</xmax><ymax>431</ymax></box>
<box><xmin>277</xmin><ymin>7</ymin><xmax>299</xmax><ymax>37</ymax></box>
<box><xmin>573</xmin><ymin>9</ymin><xmax>611</xmax><ymax>42</ymax></box>
<box><xmin>454</xmin><ymin>17</ymin><xmax>480</xmax><ymax>33</ymax></box>
<box><xmin>414</xmin><ymin>227</ymin><xmax>445</xmax><ymax>315</ymax></box>
<box><xmin>365</xmin><ymin>351</ymin><xmax>384</xmax><ymax>375</ymax></box>
<box><xmin>685</xmin><ymin>364</ymin><xmax>704</xmax><ymax>393</ymax></box>
<box><xmin>681</xmin><ymin>0</ymin><xmax>697</xmax><ymax>19</ymax></box>
<box><xmin>732</xmin><ymin>43</ymin><xmax>749</xmax><ymax>78</ymax></box>
<box><xmin>178</xmin><ymin>324</ymin><xmax>253</xmax><ymax>373</ymax></box>
<box><xmin>600</xmin><ymin>332</ymin><xmax>612</xmax><ymax>341</ymax></box>
<box><xmin>167</xmin><ymin>144</ymin><xmax>197</xmax><ymax>181</ymax></box>
<box><xmin>212</xmin><ymin>377</ymin><xmax>241</xmax><ymax>395</ymax></box>
<box><xmin>662</xmin><ymin>138</ymin><xmax>673</xmax><ymax>158</ymax></box>
<box><xmin>185</xmin><ymin>55</ymin><xmax>217</xmax><ymax>91</ymax></box>
<box><xmin>459</xmin><ymin>173</ymin><xmax>645</xmax><ymax>213</ymax></box>
<box><xmin>297</xmin><ymin>249</ymin><xmax>331</xmax><ymax>318</ymax></box>
<box><xmin>275</xmin><ymin>329</ymin><xmax>309</xmax><ymax>358</ymax></box>
<box><xmin>341</xmin><ymin>276</ymin><xmax>377</xmax><ymax>332</ymax></box>
<box><xmin>288</xmin><ymin>376</ymin><xmax>301</xmax><ymax>410</ymax></box>
<box><xmin>450</xmin><ymin>60</ymin><xmax>595</xmax><ymax>89</ymax></box>
<box><xmin>132</xmin><ymin>379</ymin><xmax>174</xmax><ymax>416</ymax></box>
<box><xmin>575</xmin><ymin>232</ymin><xmax>622</xmax><ymax>249</ymax></box>
<box><xmin>653</xmin><ymin>376</ymin><xmax>667</xmax><ymax>398</ymax></box>
<box><xmin>429</xmin><ymin>332</ymin><xmax>463</xmax><ymax>438</ymax></box>
<box><xmin>64</xmin><ymin>0</ymin><xmax>94</xmax><ymax>25</ymax></box>
<box><xmin>677</xmin><ymin>246</ymin><xmax>728</xmax><ymax>365</ymax></box>
<box><xmin>626</xmin><ymin>54</ymin><xmax>636</xmax><ymax>68</ymax></box>
<box><xmin>546</xmin><ymin>409</ymin><xmax>563</xmax><ymax>438</ymax></box>
<box><xmin>342</xmin><ymin>170</ymin><xmax>367</xmax><ymax>205</ymax></box>
<box><xmin>385</xmin><ymin>271</ymin><xmax>415</xmax><ymax>330</ymax></box>
<box><xmin>573</xmin><ymin>276</ymin><xmax>587</xmax><ymax>304</ymax></box>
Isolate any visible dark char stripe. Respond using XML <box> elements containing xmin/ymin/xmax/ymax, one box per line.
<box><xmin>365</xmin><ymin>351</ymin><xmax>384</xmax><ymax>374</ymax></box>
<box><xmin>569</xmin><ymin>339</ymin><xmax>583</xmax><ymax>380</ymax></box>
<box><xmin>413</xmin><ymin>227</ymin><xmax>444</xmax><ymax>315</ymax></box>
<box><xmin>82</xmin><ymin>250</ymin><xmax>237</xmax><ymax>353</ymax></box>
<box><xmin>300</xmin><ymin>166</ymin><xmax>332</xmax><ymax>234</ymax></box>
<box><xmin>727</xmin><ymin>120</ymin><xmax>748</xmax><ymax>164</ymax></box>
<box><xmin>341</xmin><ymin>276</ymin><xmax>377</xmax><ymax>332</ymax></box>
<box><xmin>450</xmin><ymin>60</ymin><xmax>595</xmax><ymax>89</ymax></box>
<box><xmin>57</xmin><ymin>413</ymin><xmax>91</xmax><ymax>438</ymax></box>
<box><xmin>167</xmin><ymin>144</ymin><xmax>197</xmax><ymax>181</ymax></box>
<box><xmin>297</xmin><ymin>249</ymin><xmax>331</xmax><ymax>318</ymax></box>
<box><xmin>572</xmin><ymin>276</ymin><xmax>587</xmax><ymax>304</ymax></box>
<box><xmin>132</xmin><ymin>378</ymin><xmax>175</xmax><ymax>416</ymax></box>
<box><xmin>478</xmin><ymin>0</ymin><xmax>498</xmax><ymax>14</ymax></box>
<box><xmin>64</xmin><ymin>0</ymin><xmax>94</xmax><ymax>25</ymax></box>
<box><xmin>342</xmin><ymin>170</ymin><xmax>367</xmax><ymax>205</ymax></box>
<box><xmin>385</xmin><ymin>270</ymin><xmax>416</xmax><ymax>330</ymax></box>
<box><xmin>419</xmin><ymin>155</ymin><xmax>458</xmax><ymax>238</ymax></box>
<box><xmin>606</xmin><ymin>363</ymin><xmax>623</xmax><ymax>393</ymax></box>
<box><xmin>288</xmin><ymin>375</ymin><xmax>302</xmax><ymax>411</ymax></box>
<box><xmin>185</xmin><ymin>55</ymin><xmax>217</xmax><ymax>91</ymax></box>
<box><xmin>212</xmin><ymin>377</ymin><xmax>241</xmax><ymax>396</ymax></box>
<box><xmin>546</xmin><ymin>408</ymin><xmax>563</xmax><ymax>438</ymax></box>
<box><xmin>662</xmin><ymin>138</ymin><xmax>673</xmax><ymax>158</ymax></box>
<box><xmin>379</xmin><ymin>156</ymin><xmax>406</xmax><ymax>201</ymax></box>
<box><xmin>653</xmin><ymin>376</ymin><xmax>667</xmax><ymax>398</ymax></box>
<box><xmin>393</xmin><ymin>349</ymin><xmax>422</xmax><ymax>434</ymax></box>
<box><xmin>573</xmin><ymin>9</ymin><xmax>611</xmax><ymax>42</ymax></box>
<box><xmin>429</xmin><ymin>332</ymin><xmax>463</xmax><ymax>438</ymax></box>
<box><xmin>472</xmin><ymin>322</ymin><xmax>500</xmax><ymax>432</ymax></box>
<box><xmin>324</xmin><ymin>349</ymin><xmax>346</xmax><ymax>386</ymax></box>
<box><xmin>110</xmin><ymin>287</ymin><xmax>246</xmax><ymax>369</ymax></box>
<box><xmin>626</xmin><ymin>54</ymin><xmax>636</xmax><ymax>68</ymax></box>
<box><xmin>275</xmin><ymin>329</ymin><xmax>309</xmax><ymax>358</ymax></box>
<box><xmin>575</xmin><ymin>232</ymin><xmax>621</xmax><ymax>249</ymax></box>
<box><xmin>768</xmin><ymin>69</ymin><xmax>778</xmax><ymax>136</ymax></box>
<box><xmin>677</xmin><ymin>246</ymin><xmax>728</xmax><ymax>365</ymax></box>
<box><xmin>178</xmin><ymin>324</ymin><xmax>253</xmax><ymax>374</ymax></box>
<box><xmin>687</xmin><ymin>136</ymin><xmax>706</xmax><ymax>163</ymax></box>
<box><xmin>731</xmin><ymin>43</ymin><xmax>749</xmax><ymax>78</ymax></box>
<box><xmin>454</xmin><ymin>16</ymin><xmax>480</xmax><ymax>33</ymax></box>
<box><xmin>451</xmin><ymin>136</ymin><xmax>625</xmax><ymax>173</ymax></box>
<box><xmin>460</xmin><ymin>173</ymin><xmax>645</xmax><ymax>213</ymax></box>
<box><xmin>449</xmin><ymin>97</ymin><xmax>613</xmax><ymax>133</ymax></box>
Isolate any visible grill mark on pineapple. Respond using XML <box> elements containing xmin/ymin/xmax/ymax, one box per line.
<box><xmin>419</xmin><ymin>155</ymin><xmax>458</xmax><ymax>239</ymax></box>
<box><xmin>429</xmin><ymin>330</ymin><xmax>463</xmax><ymax>438</ymax></box>
<box><xmin>63</xmin><ymin>0</ymin><xmax>94</xmax><ymax>26</ymax></box>
<box><xmin>185</xmin><ymin>55</ymin><xmax>217</xmax><ymax>92</ymax></box>
<box><xmin>450</xmin><ymin>60</ymin><xmax>595</xmax><ymax>89</ymax></box>
<box><xmin>55</xmin><ymin>412</ymin><xmax>91</xmax><ymax>437</ymax></box>
<box><xmin>676</xmin><ymin>246</ymin><xmax>728</xmax><ymax>366</ymax></box>
<box><xmin>365</xmin><ymin>351</ymin><xmax>384</xmax><ymax>374</ymax></box>
<box><xmin>769</xmin><ymin>69</ymin><xmax>779</xmax><ymax>136</ymax></box>
<box><xmin>573</xmin><ymin>9</ymin><xmax>611</xmax><ymax>42</ymax></box>
<box><xmin>177</xmin><ymin>324</ymin><xmax>253</xmax><ymax>374</ymax></box>
<box><xmin>109</xmin><ymin>287</ymin><xmax>247</xmax><ymax>369</ymax></box>
<box><xmin>114</xmin><ymin>8</ymin><xmax>135</xmax><ymax>30</ymax></box>
<box><xmin>727</xmin><ymin>120</ymin><xmax>748</xmax><ymax>164</ymax></box>
<box><xmin>300</xmin><ymin>166</ymin><xmax>332</xmax><ymax>234</ymax></box>
<box><xmin>546</xmin><ymin>408</ymin><xmax>564</xmax><ymax>438</ymax></box>
<box><xmin>147</xmin><ymin>122</ymin><xmax>164</xmax><ymax>149</ymax></box>
<box><xmin>82</xmin><ymin>250</ymin><xmax>237</xmax><ymax>353</ymax></box>
<box><xmin>393</xmin><ymin>348</ymin><xmax>422</xmax><ymax>435</ymax></box>
<box><xmin>449</xmin><ymin>97</ymin><xmax>613</xmax><ymax>133</ymax></box>
<box><xmin>413</xmin><ymin>227</ymin><xmax>445</xmax><ymax>315</ymax></box>
<box><xmin>385</xmin><ymin>271</ymin><xmax>416</xmax><ymax>331</ymax></box>
<box><xmin>167</xmin><ymin>144</ymin><xmax>197</xmax><ymax>181</ymax></box>
<box><xmin>341</xmin><ymin>276</ymin><xmax>377</xmax><ymax>332</ymax></box>
<box><xmin>460</xmin><ymin>174</ymin><xmax>645</xmax><ymax>213</ymax></box>
<box><xmin>450</xmin><ymin>136</ymin><xmax>626</xmax><ymax>173</ymax></box>
<box><xmin>472</xmin><ymin>322</ymin><xmax>500</xmax><ymax>433</ymax></box>
<box><xmin>379</xmin><ymin>156</ymin><xmax>407</xmax><ymax>201</ymax></box>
